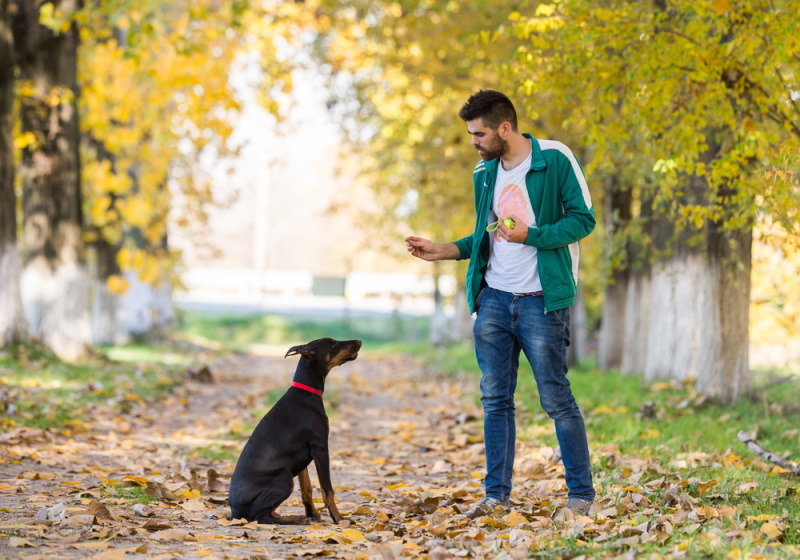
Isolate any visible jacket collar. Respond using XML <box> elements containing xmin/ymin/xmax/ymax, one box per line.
<box><xmin>483</xmin><ymin>133</ymin><xmax>547</xmax><ymax>177</ymax></box>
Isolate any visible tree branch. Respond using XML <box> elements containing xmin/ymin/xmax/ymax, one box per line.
<box><xmin>737</xmin><ymin>431</ymin><xmax>800</xmax><ymax>476</ymax></box>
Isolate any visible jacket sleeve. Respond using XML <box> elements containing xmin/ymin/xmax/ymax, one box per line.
<box><xmin>524</xmin><ymin>149</ymin><xmax>595</xmax><ymax>250</ymax></box>
<box><xmin>451</xmin><ymin>165</ymin><xmax>486</xmax><ymax>260</ymax></box>
<box><xmin>453</xmin><ymin>235</ymin><xmax>472</xmax><ymax>260</ymax></box>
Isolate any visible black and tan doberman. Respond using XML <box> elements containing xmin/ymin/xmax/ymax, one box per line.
<box><xmin>228</xmin><ymin>337</ymin><xmax>362</xmax><ymax>524</ymax></box>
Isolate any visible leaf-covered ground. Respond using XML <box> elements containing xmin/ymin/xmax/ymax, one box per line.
<box><xmin>0</xmin><ymin>350</ymin><xmax>797</xmax><ymax>559</ymax></box>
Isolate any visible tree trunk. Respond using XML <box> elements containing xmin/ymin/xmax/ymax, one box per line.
<box><xmin>598</xmin><ymin>175</ymin><xmax>633</xmax><ymax>370</ymax></box>
<box><xmin>91</xmin><ymin>237</ymin><xmax>125</xmax><ymax>345</ymax></box>
<box><xmin>620</xmin><ymin>266</ymin><xmax>651</xmax><ymax>375</ymax></box>
<box><xmin>641</xmin><ymin>138</ymin><xmax>752</xmax><ymax>401</ymax></box>
<box><xmin>14</xmin><ymin>0</ymin><xmax>89</xmax><ymax>360</ymax></box>
<box><xmin>567</xmin><ymin>288</ymin><xmax>590</xmax><ymax>366</ymax></box>
<box><xmin>644</xmin><ymin>250</ymin><xmax>704</xmax><ymax>382</ymax></box>
<box><xmin>696</xmin><ymin>220</ymin><xmax>752</xmax><ymax>402</ymax></box>
<box><xmin>0</xmin><ymin>0</ymin><xmax>28</xmax><ymax>346</ymax></box>
<box><xmin>598</xmin><ymin>270</ymin><xmax>628</xmax><ymax>369</ymax></box>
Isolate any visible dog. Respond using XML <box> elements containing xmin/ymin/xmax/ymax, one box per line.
<box><xmin>228</xmin><ymin>337</ymin><xmax>362</xmax><ymax>524</ymax></box>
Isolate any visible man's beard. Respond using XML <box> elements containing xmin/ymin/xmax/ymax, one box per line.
<box><xmin>478</xmin><ymin>135</ymin><xmax>509</xmax><ymax>161</ymax></box>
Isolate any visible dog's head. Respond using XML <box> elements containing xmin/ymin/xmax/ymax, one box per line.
<box><xmin>285</xmin><ymin>338</ymin><xmax>362</xmax><ymax>372</ymax></box>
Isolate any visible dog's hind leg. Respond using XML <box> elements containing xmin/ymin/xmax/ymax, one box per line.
<box><xmin>255</xmin><ymin>509</ymin><xmax>309</xmax><ymax>525</ymax></box>
<box><xmin>249</xmin><ymin>471</ymin><xmax>307</xmax><ymax>525</ymax></box>
<box><xmin>298</xmin><ymin>467</ymin><xmax>321</xmax><ymax>520</ymax></box>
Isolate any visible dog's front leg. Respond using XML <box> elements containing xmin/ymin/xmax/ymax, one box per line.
<box><xmin>298</xmin><ymin>467</ymin><xmax>321</xmax><ymax>520</ymax></box>
<box><xmin>311</xmin><ymin>450</ymin><xmax>344</xmax><ymax>524</ymax></box>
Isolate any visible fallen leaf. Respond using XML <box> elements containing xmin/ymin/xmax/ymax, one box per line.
<box><xmin>9</xmin><ymin>537</ymin><xmax>37</xmax><ymax>548</ymax></box>
<box><xmin>504</xmin><ymin>512</ymin><xmax>528</xmax><ymax>527</ymax></box>
<box><xmin>342</xmin><ymin>528</ymin><xmax>365</xmax><ymax>542</ymax></box>
<box><xmin>63</xmin><ymin>514</ymin><xmax>96</xmax><ymax>527</ymax></box>
<box><xmin>88</xmin><ymin>500</ymin><xmax>115</xmax><ymax>523</ymax></box>
<box><xmin>179</xmin><ymin>499</ymin><xmax>207</xmax><ymax>512</ymax></box>
<box><xmin>142</xmin><ymin>520</ymin><xmax>172</xmax><ymax>531</ymax></box>
<box><xmin>150</xmin><ymin>528</ymin><xmax>196</xmax><ymax>541</ymax></box>
<box><xmin>747</xmin><ymin>514</ymin><xmax>781</xmax><ymax>522</ymax></box>
<box><xmin>70</xmin><ymin>542</ymin><xmax>112</xmax><ymax>551</ymax></box>
<box><xmin>768</xmin><ymin>466</ymin><xmax>792</xmax><ymax>476</ymax></box>
<box><xmin>761</xmin><ymin>522</ymin><xmax>782</xmax><ymax>539</ymax></box>
<box><xmin>207</xmin><ymin>469</ymin><xmax>228</xmax><ymax>493</ymax></box>
<box><xmin>90</xmin><ymin>550</ymin><xmax>126</xmax><ymax>560</ymax></box>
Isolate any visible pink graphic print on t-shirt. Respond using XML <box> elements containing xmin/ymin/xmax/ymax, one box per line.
<box><xmin>495</xmin><ymin>183</ymin><xmax>530</xmax><ymax>243</ymax></box>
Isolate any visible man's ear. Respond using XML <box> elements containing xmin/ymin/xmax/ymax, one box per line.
<box><xmin>499</xmin><ymin>121</ymin><xmax>512</xmax><ymax>138</ymax></box>
<box><xmin>285</xmin><ymin>344</ymin><xmax>316</xmax><ymax>358</ymax></box>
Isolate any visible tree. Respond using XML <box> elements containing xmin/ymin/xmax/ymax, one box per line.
<box><xmin>508</xmin><ymin>0</ymin><xmax>800</xmax><ymax>402</ymax></box>
<box><xmin>0</xmin><ymin>0</ymin><xmax>27</xmax><ymax>346</ymax></box>
<box><xmin>310</xmin><ymin>0</ymin><xmax>532</xmax><ymax>339</ymax></box>
<box><xmin>12</xmin><ymin>0</ymin><xmax>89</xmax><ymax>359</ymax></box>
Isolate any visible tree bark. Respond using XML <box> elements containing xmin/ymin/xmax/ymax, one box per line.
<box><xmin>91</xmin><ymin>236</ymin><xmax>125</xmax><ymax>345</ymax></box>
<box><xmin>14</xmin><ymin>0</ymin><xmax>90</xmax><ymax>359</ymax></box>
<box><xmin>620</xmin><ymin>265</ymin><xmax>651</xmax><ymax>375</ymax></box>
<box><xmin>567</xmin><ymin>288</ymin><xmax>590</xmax><ymax>366</ymax></box>
<box><xmin>644</xmin><ymin>250</ymin><xmax>704</xmax><ymax>382</ymax></box>
<box><xmin>696</xmin><ymin>219</ymin><xmax>751</xmax><ymax>402</ymax></box>
<box><xmin>0</xmin><ymin>0</ymin><xmax>28</xmax><ymax>346</ymax></box>
<box><xmin>598</xmin><ymin>175</ymin><xmax>633</xmax><ymax>370</ymax></box>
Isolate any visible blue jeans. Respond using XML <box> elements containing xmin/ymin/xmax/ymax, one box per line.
<box><xmin>472</xmin><ymin>287</ymin><xmax>595</xmax><ymax>501</ymax></box>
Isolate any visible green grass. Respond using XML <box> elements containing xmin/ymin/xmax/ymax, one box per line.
<box><xmin>415</xmin><ymin>342</ymin><xmax>800</xmax><ymax>555</ymax></box>
<box><xmin>174</xmin><ymin>308</ymin><xmax>430</xmax><ymax>352</ymax></box>
<box><xmin>0</xmin><ymin>341</ymin><xmax>185</xmax><ymax>431</ymax></box>
<box><xmin>410</xmin><ymin>342</ymin><xmax>800</xmax><ymax>468</ymax></box>
<box><xmin>103</xmin><ymin>484</ymin><xmax>164</xmax><ymax>505</ymax></box>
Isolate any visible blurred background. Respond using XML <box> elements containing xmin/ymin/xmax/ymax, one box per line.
<box><xmin>1</xmin><ymin>0</ymin><xmax>799</xmax><ymax>404</ymax></box>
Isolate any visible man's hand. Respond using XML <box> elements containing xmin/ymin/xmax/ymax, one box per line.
<box><xmin>497</xmin><ymin>214</ymin><xmax>528</xmax><ymax>244</ymax></box>
<box><xmin>405</xmin><ymin>236</ymin><xmax>460</xmax><ymax>262</ymax></box>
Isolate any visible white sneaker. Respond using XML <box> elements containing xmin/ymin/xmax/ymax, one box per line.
<box><xmin>566</xmin><ymin>497</ymin><xmax>593</xmax><ymax>516</ymax></box>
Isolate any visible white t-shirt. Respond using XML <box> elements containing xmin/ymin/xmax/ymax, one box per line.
<box><xmin>484</xmin><ymin>147</ymin><xmax>542</xmax><ymax>294</ymax></box>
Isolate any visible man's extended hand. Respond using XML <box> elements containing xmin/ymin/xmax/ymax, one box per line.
<box><xmin>497</xmin><ymin>214</ymin><xmax>528</xmax><ymax>244</ymax></box>
<box><xmin>404</xmin><ymin>236</ymin><xmax>460</xmax><ymax>262</ymax></box>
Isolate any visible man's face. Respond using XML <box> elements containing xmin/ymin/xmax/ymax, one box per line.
<box><xmin>467</xmin><ymin>118</ymin><xmax>508</xmax><ymax>161</ymax></box>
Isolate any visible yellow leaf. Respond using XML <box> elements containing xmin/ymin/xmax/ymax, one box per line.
<box><xmin>592</xmin><ymin>404</ymin><xmax>615</xmax><ymax>415</ymax></box>
<box><xmin>760</xmin><ymin>522</ymin><xmax>782</xmax><ymax>539</ymax></box>
<box><xmin>182</xmin><ymin>488</ymin><xmax>201</xmax><ymax>500</ymax></box>
<box><xmin>106</xmin><ymin>275</ymin><xmax>130</xmax><ymax>295</ymax></box>
<box><xmin>747</xmin><ymin>514</ymin><xmax>781</xmax><ymax>522</ymax></box>
<box><xmin>342</xmin><ymin>529</ymin><xmax>365</xmax><ymax>542</ymax></box>
<box><xmin>712</xmin><ymin>0</ymin><xmax>732</xmax><ymax>15</ymax></box>
<box><xmin>504</xmin><ymin>511</ymin><xmax>528</xmax><ymax>527</ymax></box>
<box><xmin>768</xmin><ymin>465</ymin><xmax>791</xmax><ymax>476</ymax></box>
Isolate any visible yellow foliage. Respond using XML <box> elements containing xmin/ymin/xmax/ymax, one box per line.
<box><xmin>106</xmin><ymin>275</ymin><xmax>130</xmax><ymax>296</ymax></box>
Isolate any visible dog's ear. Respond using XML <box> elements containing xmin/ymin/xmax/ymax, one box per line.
<box><xmin>285</xmin><ymin>344</ymin><xmax>316</xmax><ymax>358</ymax></box>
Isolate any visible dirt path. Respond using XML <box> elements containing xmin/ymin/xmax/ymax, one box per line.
<box><xmin>0</xmin><ymin>349</ymin><xmax>572</xmax><ymax>560</ymax></box>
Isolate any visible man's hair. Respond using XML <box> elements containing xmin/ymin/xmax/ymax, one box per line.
<box><xmin>458</xmin><ymin>90</ymin><xmax>518</xmax><ymax>131</ymax></box>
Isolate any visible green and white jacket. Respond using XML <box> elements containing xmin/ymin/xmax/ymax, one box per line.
<box><xmin>453</xmin><ymin>134</ymin><xmax>596</xmax><ymax>314</ymax></box>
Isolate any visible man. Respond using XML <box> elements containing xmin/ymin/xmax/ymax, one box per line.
<box><xmin>405</xmin><ymin>90</ymin><xmax>596</xmax><ymax>518</ymax></box>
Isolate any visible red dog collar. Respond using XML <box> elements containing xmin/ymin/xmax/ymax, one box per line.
<box><xmin>291</xmin><ymin>382</ymin><xmax>323</xmax><ymax>396</ymax></box>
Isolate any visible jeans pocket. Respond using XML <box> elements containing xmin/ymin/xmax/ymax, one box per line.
<box><xmin>550</xmin><ymin>307</ymin><xmax>569</xmax><ymax>328</ymax></box>
<box><xmin>475</xmin><ymin>287</ymin><xmax>487</xmax><ymax>312</ymax></box>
